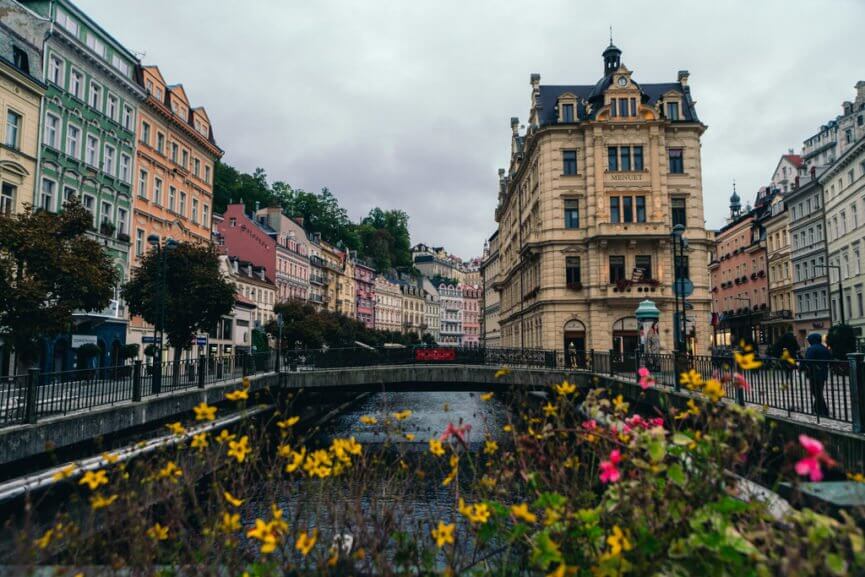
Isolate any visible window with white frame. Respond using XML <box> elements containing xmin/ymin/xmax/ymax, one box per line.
<box><xmin>49</xmin><ymin>55</ymin><xmax>63</xmax><ymax>85</ymax></box>
<box><xmin>122</xmin><ymin>105</ymin><xmax>133</xmax><ymax>131</ymax></box>
<box><xmin>106</xmin><ymin>93</ymin><xmax>118</xmax><ymax>121</ymax></box>
<box><xmin>192</xmin><ymin>198</ymin><xmax>198</xmax><ymax>224</ymax></box>
<box><xmin>85</xmin><ymin>134</ymin><xmax>98</xmax><ymax>166</ymax></box>
<box><xmin>168</xmin><ymin>186</ymin><xmax>176</xmax><ymax>211</ymax></box>
<box><xmin>1</xmin><ymin>182</ymin><xmax>16</xmax><ymax>214</ymax></box>
<box><xmin>62</xmin><ymin>186</ymin><xmax>75</xmax><ymax>205</ymax></box>
<box><xmin>136</xmin><ymin>229</ymin><xmax>144</xmax><ymax>257</ymax></box>
<box><xmin>111</xmin><ymin>55</ymin><xmax>129</xmax><ymax>77</ymax></box>
<box><xmin>203</xmin><ymin>203</ymin><xmax>208</xmax><ymax>226</ymax></box>
<box><xmin>102</xmin><ymin>143</ymin><xmax>115</xmax><ymax>175</ymax></box>
<box><xmin>193</xmin><ymin>157</ymin><xmax>200</xmax><ymax>177</ymax></box>
<box><xmin>100</xmin><ymin>201</ymin><xmax>112</xmax><ymax>228</ymax></box>
<box><xmin>44</xmin><ymin>112</ymin><xmax>60</xmax><ymax>148</ymax></box>
<box><xmin>205</xmin><ymin>165</ymin><xmax>210</xmax><ymax>183</ymax></box>
<box><xmin>117</xmin><ymin>207</ymin><xmax>127</xmax><ymax>235</ymax></box>
<box><xmin>120</xmin><ymin>153</ymin><xmax>130</xmax><ymax>182</ymax></box>
<box><xmin>66</xmin><ymin>123</ymin><xmax>80</xmax><ymax>158</ymax></box>
<box><xmin>156</xmin><ymin>132</ymin><xmax>164</xmax><ymax>153</ymax></box>
<box><xmin>40</xmin><ymin>179</ymin><xmax>55</xmax><ymax>211</ymax></box>
<box><xmin>138</xmin><ymin>169</ymin><xmax>148</xmax><ymax>198</ymax></box>
<box><xmin>88</xmin><ymin>81</ymin><xmax>102</xmax><ymax>111</ymax></box>
<box><xmin>154</xmin><ymin>178</ymin><xmax>162</xmax><ymax>205</ymax></box>
<box><xmin>82</xmin><ymin>194</ymin><xmax>95</xmax><ymax>224</ymax></box>
<box><xmin>55</xmin><ymin>8</ymin><xmax>78</xmax><ymax>36</ymax></box>
<box><xmin>179</xmin><ymin>191</ymin><xmax>186</xmax><ymax>216</ymax></box>
<box><xmin>6</xmin><ymin>110</ymin><xmax>21</xmax><ymax>149</ymax></box>
<box><xmin>69</xmin><ymin>69</ymin><xmax>83</xmax><ymax>99</ymax></box>
<box><xmin>86</xmin><ymin>34</ymin><xmax>106</xmax><ymax>58</ymax></box>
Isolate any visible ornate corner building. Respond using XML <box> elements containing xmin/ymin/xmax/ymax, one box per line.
<box><xmin>492</xmin><ymin>42</ymin><xmax>712</xmax><ymax>354</ymax></box>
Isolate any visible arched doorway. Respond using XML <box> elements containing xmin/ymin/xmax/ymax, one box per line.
<box><xmin>563</xmin><ymin>319</ymin><xmax>586</xmax><ymax>368</ymax></box>
<box><xmin>612</xmin><ymin>317</ymin><xmax>639</xmax><ymax>354</ymax></box>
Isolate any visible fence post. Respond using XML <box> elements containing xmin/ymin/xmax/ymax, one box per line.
<box><xmin>25</xmin><ymin>368</ymin><xmax>39</xmax><ymax>424</ymax></box>
<box><xmin>848</xmin><ymin>353</ymin><xmax>865</xmax><ymax>433</ymax></box>
<box><xmin>132</xmin><ymin>360</ymin><xmax>142</xmax><ymax>402</ymax></box>
<box><xmin>242</xmin><ymin>353</ymin><xmax>250</xmax><ymax>377</ymax></box>
<box><xmin>589</xmin><ymin>349</ymin><xmax>595</xmax><ymax>373</ymax></box>
<box><xmin>198</xmin><ymin>355</ymin><xmax>206</xmax><ymax>389</ymax></box>
<box><xmin>674</xmin><ymin>351</ymin><xmax>688</xmax><ymax>392</ymax></box>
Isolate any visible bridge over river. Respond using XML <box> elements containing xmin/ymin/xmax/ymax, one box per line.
<box><xmin>2</xmin><ymin>347</ymin><xmax>865</xmax><ymax>471</ymax></box>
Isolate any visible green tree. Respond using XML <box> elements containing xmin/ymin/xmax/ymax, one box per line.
<box><xmin>0</xmin><ymin>198</ymin><xmax>118</xmax><ymax>370</ymax></box>
<box><xmin>213</xmin><ymin>162</ymin><xmax>274</xmax><ymax>214</ymax></box>
<box><xmin>123</xmin><ymin>242</ymin><xmax>235</xmax><ymax>363</ymax></box>
<box><xmin>827</xmin><ymin>323</ymin><xmax>857</xmax><ymax>360</ymax></box>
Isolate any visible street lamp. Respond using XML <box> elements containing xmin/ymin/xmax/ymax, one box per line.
<box><xmin>670</xmin><ymin>224</ymin><xmax>688</xmax><ymax>354</ymax></box>
<box><xmin>813</xmin><ymin>264</ymin><xmax>845</xmax><ymax>325</ymax></box>
<box><xmin>147</xmin><ymin>235</ymin><xmax>177</xmax><ymax>394</ymax></box>
<box><xmin>734</xmin><ymin>295</ymin><xmax>753</xmax><ymax>346</ymax></box>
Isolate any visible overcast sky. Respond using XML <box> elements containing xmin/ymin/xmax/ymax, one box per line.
<box><xmin>77</xmin><ymin>0</ymin><xmax>865</xmax><ymax>259</ymax></box>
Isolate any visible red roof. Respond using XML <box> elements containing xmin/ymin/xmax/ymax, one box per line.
<box><xmin>784</xmin><ymin>154</ymin><xmax>803</xmax><ymax>169</ymax></box>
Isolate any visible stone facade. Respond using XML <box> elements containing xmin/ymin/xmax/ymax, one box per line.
<box><xmin>481</xmin><ymin>231</ymin><xmax>501</xmax><ymax>347</ymax></box>
<box><xmin>492</xmin><ymin>43</ymin><xmax>712</xmax><ymax>354</ymax></box>
<box><xmin>0</xmin><ymin>0</ymin><xmax>47</xmax><ymax>215</ymax></box>
<box><xmin>374</xmin><ymin>276</ymin><xmax>402</xmax><ymax>333</ymax></box>
<box><xmin>763</xmin><ymin>193</ymin><xmax>795</xmax><ymax>344</ymax></box>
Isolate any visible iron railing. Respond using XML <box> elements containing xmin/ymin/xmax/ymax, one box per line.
<box><xmin>0</xmin><ymin>351</ymin><xmax>275</xmax><ymax>428</ymax></box>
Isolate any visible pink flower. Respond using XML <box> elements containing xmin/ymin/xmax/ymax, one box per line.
<box><xmin>440</xmin><ymin>422</ymin><xmax>472</xmax><ymax>444</ymax></box>
<box><xmin>650</xmin><ymin>417</ymin><xmax>665</xmax><ymax>429</ymax></box>
<box><xmin>733</xmin><ymin>373</ymin><xmax>750</xmax><ymax>391</ymax></box>
<box><xmin>794</xmin><ymin>434</ymin><xmax>833</xmax><ymax>482</ymax></box>
<box><xmin>638</xmin><ymin>367</ymin><xmax>655</xmax><ymax>390</ymax></box>
<box><xmin>599</xmin><ymin>449</ymin><xmax>622</xmax><ymax>484</ymax></box>
<box><xmin>581</xmin><ymin>419</ymin><xmax>597</xmax><ymax>431</ymax></box>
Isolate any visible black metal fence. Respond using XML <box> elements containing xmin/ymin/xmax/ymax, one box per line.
<box><xmin>0</xmin><ymin>351</ymin><xmax>275</xmax><ymax>428</ymax></box>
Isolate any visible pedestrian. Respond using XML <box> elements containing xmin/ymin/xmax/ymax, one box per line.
<box><xmin>803</xmin><ymin>333</ymin><xmax>831</xmax><ymax>417</ymax></box>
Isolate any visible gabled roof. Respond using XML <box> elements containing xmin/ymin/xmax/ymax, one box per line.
<box><xmin>167</xmin><ymin>84</ymin><xmax>189</xmax><ymax>105</ymax></box>
<box><xmin>783</xmin><ymin>154</ymin><xmax>803</xmax><ymax>169</ymax></box>
<box><xmin>192</xmin><ymin>106</ymin><xmax>210</xmax><ymax>123</ymax></box>
<box><xmin>142</xmin><ymin>65</ymin><xmax>166</xmax><ymax>85</ymax></box>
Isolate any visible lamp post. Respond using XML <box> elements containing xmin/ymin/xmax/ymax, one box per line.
<box><xmin>813</xmin><ymin>264</ymin><xmax>845</xmax><ymax>325</ymax></box>
<box><xmin>670</xmin><ymin>224</ymin><xmax>688</xmax><ymax>353</ymax></box>
<box><xmin>734</xmin><ymin>295</ymin><xmax>752</xmax><ymax>345</ymax></box>
<box><xmin>147</xmin><ymin>235</ymin><xmax>177</xmax><ymax>394</ymax></box>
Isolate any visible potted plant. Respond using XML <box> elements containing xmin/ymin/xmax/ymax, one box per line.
<box><xmin>100</xmin><ymin>220</ymin><xmax>116</xmax><ymax>237</ymax></box>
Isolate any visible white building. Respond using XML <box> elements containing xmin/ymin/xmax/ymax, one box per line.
<box><xmin>438</xmin><ymin>284</ymin><xmax>463</xmax><ymax>346</ymax></box>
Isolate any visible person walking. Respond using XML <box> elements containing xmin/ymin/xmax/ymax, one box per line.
<box><xmin>804</xmin><ymin>333</ymin><xmax>831</xmax><ymax>417</ymax></box>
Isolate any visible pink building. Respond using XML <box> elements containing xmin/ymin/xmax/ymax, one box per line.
<box><xmin>461</xmin><ymin>285</ymin><xmax>481</xmax><ymax>348</ymax></box>
<box><xmin>215</xmin><ymin>203</ymin><xmax>278</xmax><ymax>285</ymax></box>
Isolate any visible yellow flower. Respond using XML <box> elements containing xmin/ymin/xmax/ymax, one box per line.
<box><xmin>675</xmin><ymin>398</ymin><xmax>701</xmax><ymax>420</ymax></box>
<box><xmin>101</xmin><ymin>452</ymin><xmax>120</xmax><ymax>464</ymax></box>
<box><xmin>510</xmin><ymin>503</ymin><xmax>537</xmax><ymax>524</ymax></box>
<box><xmin>225</xmin><ymin>389</ymin><xmax>249</xmax><ymax>401</ymax></box>
<box><xmin>429</xmin><ymin>439</ymin><xmax>446</xmax><ymax>456</ymax></box>
<box><xmin>734</xmin><ymin>350</ymin><xmax>762</xmax><ymax>371</ymax></box>
<box><xmin>224</xmin><ymin>490</ymin><xmax>244</xmax><ymax>507</ymax></box>
<box><xmin>165</xmin><ymin>422</ymin><xmax>186</xmax><ymax>435</ymax></box>
<box><xmin>544</xmin><ymin>507</ymin><xmax>562</xmax><ymax>526</ymax></box>
<box><xmin>270</xmin><ymin>504</ymin><xmax>289</xmax><ymax>534</ymax></box>
<box><xmin>483</xmin><ymin>440</ymin><xmax>498</xmax><ymax>455</ymax></box>
<box><xmin>295</xmin><ymin>529</ymin><xmax>318</xmax><ymax>556</ymax></box>
<box><xmin>495</xmin><ymin>367</ymin><xmax>511</xmax><ymax>379</ymax></box>
<box><xmin>703</xmin><ymin>379</ymin><xmax>724</xmax><ymax>403</ymax></box>
<box><xmin>555</xmin><ymin>380</ymin><xmax>577</xmax><ymax>396</ymax></box>
<box><xmin>147</xmin><ymin>522</ymin><xmax>169</xmax><ymax>541</ymax></box>
<box><xmin>547</xmin><ymin>564</ymin><xmax>566</xmax><ymax>577</ymax></box>
<box><xmin>612</xmin><ymin>394</ymin><xmax>628</xmax><ymax>413</ymax></box>
<box><xmin>247</xmin><ymin>518</ymin><xmax>278</xmax><ymax>554</ymax></box>
<box><xmin>542</xmin><ymin>402</ymin><xmax>557</xmax><ymax>416</ymax></box>
<box><xmin>276</xmin><ymin>416</ymin><xmax>300</xmax><ymax>429</ymax></box>
<box><xmin>35</xmin><ymin>528</ymin><xmax>54</xmax><ymax>549</ymax></box>
<box><xmin>191</xmin><ymin>432</ymin><xmax>208</xmax><ymax>450</ymax></box>
<box><xmin>303</xmin><ymin>449</ymin><xmax>334</xmax><ymax>478</ymax></box>
<box><xmin>781</xmin><ymin>348</ymin><xmax>797</xmax><ymax>366</ymax></box>
<box><xmin>90</xmin><ymin>493</ymin><xmax>118</xmax><ymax>510</ymax></box>
<box><xmin>78</xmin><ymin>469</ymin><xmax>108</xmax><ymax>491</ymax></box>
<box><xmin>219</xmin><ymin>512</ymin><xmax>240</xmax><ymax>533</ymax></box>
<box><xmin>215</xmin><ymin>429</ymin><xmax>235</xmax><ymax>444</ymax></box>
<box><xmin>480</xmin><ymin>392</ymin><xmax>494</xmax><ymax>401</ymax></box>
<box><xmin>193</xmin><ymin>401</ymin><xmax>217</xmax><ymax>421</ymax></box>
<box><xmin>157</xmin><ymin>461</ymin><xmax>183</xmax><ymax>482</ymax></box>
<box><xmin>392</xmin><ymin>409</ymin><xmax>412</xmax><ymax>421</ymax></box>
<box><xmin>431</xmin><ymin>521</ymin><xmax>455</xmax><ymax>547</ymax></box>
<box><xmin>458</xmin><ymin>498</ymin><xmax>491</xmax><ymax>525</ymax></box>
<box><xmin>228</xmin><ymin>436</ymin><xmax>251</xmax><ymax>463</ymax></box>
<box><xmin>848</xmin><ymin>472</ymin><xmax>865</xmax><ymax>484</ymax></box>
<box><xmin>606</xmin><ymin>525</ymin><xmax>633</xmax><ymax>556</ymax></box>
<box><xmin>679</xmin><ymin>369</ymin><xmax>703</xmax><ymax>390</ymax></box>
<box><xmin>479</xmin><ymin>475</ymin><xmax>497</xmax><ymax>490</ymax></box>
<box><xmin>503</xmin><ymin>424</ymin><xmax>513</xmax><ymax>433</ymax></box>
<box><xmin>52</xmin><ymin>464</ymin><xmax>77</xmax><ymax>481</ymax></box>
<box><xmin>404</xmin><ymin>433</ymin><xmax>416</xmax><ymax>441</ymax></box>
<box><xmin>277</xmin><ymin>444</ymin><xmax>293</xmax><ymax>457</ymax></box>
<box><xmin>242</xmin><ymin>377</ymin><xmax>251</xmax><ymax>389</ymax></box>
<box><xmin>285</xmin><ymin>449</ymin><xmax>306</xmax><ymax>473</ymax></box>
<box><xmin>359</xmin><ymin>415</ymin><xmax>377</xmax><ymax>425</ymax></box>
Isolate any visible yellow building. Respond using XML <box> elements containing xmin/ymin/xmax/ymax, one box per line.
<box><xmin>320</xmin><ymin>239</ymin><xmax>345</xmax><ymax>314</ymax></box>
<box><xmin>400</xmin><ymin>283</ymin><xmax>426</xmax><ymax>336</ymax></box>
<box><xmin>0</xmin><ymin>4</ymin><xmax>48</xmax><ymax>214</ymax></box>
<box><xmin>493</xmin><ymin>42</ymin><xmax>713</xmax><ymax>354</ymax></box>
<box><xmin>337</xmin><ymin>255</ymin><xmax>356</xmax><ymax>318</ymax></box>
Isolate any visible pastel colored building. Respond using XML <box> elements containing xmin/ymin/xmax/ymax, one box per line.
<box><xmin>216</xmin><ymin>203</ymin><xmax>280</xmax><ymax>284</ymax></box>
<box><xmin>256</xmin><ymin>207</ymin><xmax>310</xmax><ymax>302</ymax></box>
<box><xmin>438</xmin><ymin>284</ymin><xmax>463</xmax><ymax>346</ymax></box>
<box><xmin>24</xmin><ymin>0</ymin><xmax>144</xmax><ymax>370</ymax></box>
<box><xmin>374</xmin><ymin>276</ymin><xmax>402</xmax><ymax>333</ymax></box>
<box><xmin>127</xmin><ymin>65</ymin><xmax>222</xmax><ymax>356</ymax></box>
<box><xmin>355</xmin><ymin>260</ymin><xmax>376</xmax><ymax>328</ymax></box>
<box><xmin>461</xmin><ymin>284</ymin><xmax>481</xmax><ymax>347</ymax></box>
<box><xmin>400</xmin><ymin>282</ymin><xmax>425</xmax><ymax>336</ymax></box>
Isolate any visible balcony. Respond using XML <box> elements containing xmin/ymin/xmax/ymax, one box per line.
<box><xmin>310</xmin><ymin>274</ymin><xmax>325</xmax><ymax>286</ymax></box>
<box><xmin>595</xmin><ymin>221</ymin><xmax>670</xmax><ymax>238</ymax></box>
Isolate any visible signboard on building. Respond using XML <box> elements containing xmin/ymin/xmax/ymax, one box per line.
<box><xmin>415</xmin><ymin>348</ymin><xmax>456</xmax><ymax>362</ymax></box>
<box><xmin>71</xmin><ymin>335</ymin><xmax>98</xmax><ymax>349</ymax></box>
<box><xmin>142</xmin><ymin>336</ymin><xmax>162</xmax><ymax>344</ymax></box>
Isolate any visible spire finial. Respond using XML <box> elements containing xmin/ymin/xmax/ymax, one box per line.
<box><xmin>609</xmin><ymin>25</ymin><xmax>613</xmax><ymax>46</ymax></box>
<box><xmin>732</xmin><ymin>179</ymin><xmax>736</xmax><ymax>193</ymax></box>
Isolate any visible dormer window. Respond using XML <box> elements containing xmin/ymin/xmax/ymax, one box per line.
<box><xmin>666</xmin><ymin>101</ymin><xmax>680</xmax><ymax>121</ymax></box>
<box><xmin>562</xmin><ymin>103</ymin><xmax>574</xmax><ymax>123</ymax></box>
<box><xmin>610</xmin><ymin>97</ymin><xmax>637</xmax><ymax>118</ymax></box>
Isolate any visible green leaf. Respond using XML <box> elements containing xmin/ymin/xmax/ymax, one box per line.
<box><xmin>826</xmin><ymin>553</ymin><xmax>847</xmax><ymax>575</ymax></box>
<box><xmin>668</xmin><ymin>463</ymin><xmax>686</xmax><ymax>486</ymax></box>
<box><xmin>672</xmin><ymin>432</ymin><xmax>692</xmax><ymax>446</ymax></box>
<box><xmin>530</xmin><ymin>531</ymin><xmax>563</xmax><ymax>569</ymax></box>
<box><xmin>647</xmin><ymin>439</ymin><xmax>666</xmax><ymax>463</ymax></box>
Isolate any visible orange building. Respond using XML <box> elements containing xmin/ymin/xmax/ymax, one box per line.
<box><xmin>127</xmin><ymin>65</ymin><xmax>223</xmax><ymax>358</ymax></box>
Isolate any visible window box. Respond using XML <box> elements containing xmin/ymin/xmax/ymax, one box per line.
<box><xmin>100</xmin><ymin>221</ymin><xmax>116</xmax><ymax>237</ymax></box>
<box><xmin>751</xmin><ymin>273</ymin><xmax>758</xmax><ymax>280</ymax></box>
<box><xmin>117</xmin><ymin>232</ymin><xmax>130</xmax><ymax>243</ymax></box>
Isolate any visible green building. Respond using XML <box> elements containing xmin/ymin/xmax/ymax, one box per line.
<box><xmin>22</xmin><ymin>0</ymin><xmax>145</xmax><ymax>370</ymax></box>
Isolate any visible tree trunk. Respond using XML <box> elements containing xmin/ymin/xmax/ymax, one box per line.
<box><xmin>172</xmin><ymin>344</ymin><xmax>183</xmax><ymax>389</ymax></box>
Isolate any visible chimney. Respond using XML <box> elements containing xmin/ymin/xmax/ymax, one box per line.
<box><xmin>510</xmin><ymin>117</ymin><xmax>519</xmax><ymax>137</ymax></box>
<box><xmin>787</xmin><ymin>148</ymin><xmax>794</xmax><ymax>155</ymax></box>
<box><xmin>677</xmin><ymin>70</ymin><xmax>689</xmax><ymax>86</ymax></box>
<box><xmin>856</xmin><ymin>80</ymin><xmax>865</xmax><ymax>100</ymax></box>
<box><xmin>530</xmin><ymin>73</ymin><xmax>540</xmax><ymax>91</ymax></box>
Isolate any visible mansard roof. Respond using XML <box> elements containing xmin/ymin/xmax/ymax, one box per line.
<box><xmin>535</xmin><ymin>80</ymin><xmax>698</xmax><ymax>126</ymax></box>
